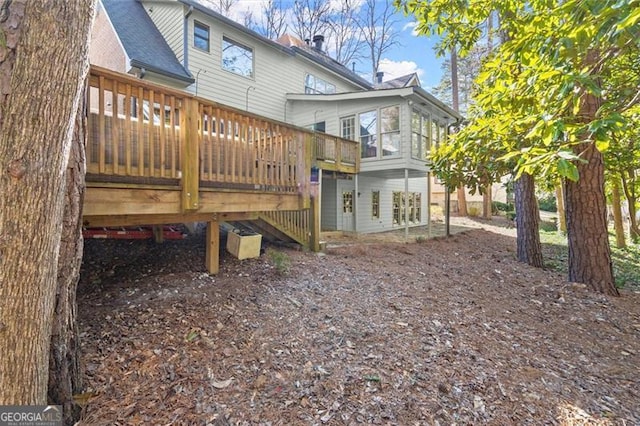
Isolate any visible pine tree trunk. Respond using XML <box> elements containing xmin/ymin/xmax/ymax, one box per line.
<box><xmin>514</xmin><ymin>173</ymin><xmax>543</xmax><ymax>267</ymax></box>
<box><xmin>611</xmin><ymin>179</ymin><xmax>626</xmax><ymax>249</ymax></box>
<box><xmin>555</xmin><ymin>184</ymin><xmax>566</xmax><ymax>233</ymax></box>
<box><xmin>48</xmin><ymin>88</ymin><xmax>87</xmax><ymax>425</ymax></box>
<box><xmin>564</xmin><ymin>143</ymin><xmax>618</xmax><ymax>296</ymax></box>
<box><xmin>0</xmin><ymin>0</ymin><xmax>95</xmax><ymax>404</ymax></box>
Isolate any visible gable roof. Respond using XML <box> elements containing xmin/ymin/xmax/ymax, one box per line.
<box><xmin>377</xmin><ymin>73</ymin><xmax>421</xmax><ymax>89</ymax></box>
<box><xmin>101</xmin><ymin>0</ymin><xmax>194</xmax><ymax>83</ymax></box>
<box><xmin>275</xmin><ymin>34</ymin><xmax>373</xmax><ymax>89</ymax></box>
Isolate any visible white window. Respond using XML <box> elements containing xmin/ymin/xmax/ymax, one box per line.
<box><xmin>222</xmin><ymin>36</ymin><xmax>253</xmax><ymax>78</ymax></box>
<box><xmin>381</xmin><ymin>105</ymin><xmax>400</xmax><ymax>157</ymax></box>
<box><xmin>305</xmin><ymin>73</ymin><xmax>336</xmax><ymax>94</ymax></box>
<box><xmin>412</xmin><ymin>110</ymin><xmax>430</xmax><ymax>160</ymax></box>
<box><xmin>194</xmin><ymin>21</ymin><xmax>209</xmax><ymax>52</ymax></box>
<box><xmin>359</xmin><ymin>110</ymin><xmax>377</xmax><ymax>158</ymax></box>
<box><xmin>340</xmin><ymin>116</ymin><xmax>356</xmax><ymax>141</ymax></box>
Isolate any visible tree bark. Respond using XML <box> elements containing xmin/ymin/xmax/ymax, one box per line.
<box><xmin>555</xmin><ymin>183</ymin><xmax>566</xmax><ymax>233</ymax></box>
<box><xmin>611</xmin><ymin>178</ymin><xmax>626</xmax><ymax>249</ymax></box>
<box><xmin>564</xmin><ymin>143</ymin><xmax>618</xmax><ymax>296</ymax></box>
<box><xmin>48</xmin><ymin>87</ymin><xmax>87</xmax><ymax>425</ymax></box>
<box><xmin>0</xmin><ymin>0</ymin><xmax>95</xmax><ymax>404</ymax></box>
<box><xmin>514</xmin><ymin>173</ymin><xmax>543</xmax><ymax>267</ymax></box>
<box><xmin>482</xmin><ymin>184</ymin><xmax>492</xmax><ymax>219</ymax></box>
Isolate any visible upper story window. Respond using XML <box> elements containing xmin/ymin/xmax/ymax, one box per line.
<box><xmin>222</xmin><ymin>36</ymin><xmax>253</xmax><ymax>78</ymax></box>
<box><xmin>359</xmin><ymin>110</ymin><xmax>377</xmax><ymax>158</ymax></box>
<box><xmin>194</xmin><ymin>21</ymin><xmax>210</xmax><ymax>52</ymax></box>
<box><xmin>411</xmin><ymin>110</ymin><xmax>430</xmax><ymax>160</ymax></box>
<box><xmin>305</xmin><ymin>73</ymin><xmax>336</xmax><ymax>94</ymax></box>
<box><xmin>381</xmin><ymin>106</ymin><xmax>400</xmax><ymax>157</ymax></box>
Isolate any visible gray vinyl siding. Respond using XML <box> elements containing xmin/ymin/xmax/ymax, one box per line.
<box><xmin>179</xmin><ymin>12</ymin><xmax>364</xmax><ymax>122</ymax></box>
<box><xmin>320</xmin><ymin>178</ymin><xmax>337</xmax><ymax>231</ymax></box>
<box><xmin>355</xmin><ymin>175</ymin><xmax>429</xmax><ymax>234</ymax></box>
<box><xmin>142</xmin><ymin>1</ymin><xmax>184</xmax><ymax>62</ymax></box>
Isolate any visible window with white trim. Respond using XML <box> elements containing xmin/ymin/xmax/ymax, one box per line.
<box><xmin>222</xmin><ymin>36</ymin><xmax>253</xmax><ymax>78</ymax></box>
<box><xmin>411</xmin><ymin>110</ymin><xmax>430</xmax><ymax>160</ymax></box>
<box><xmin>305</xmin><ymin>73</ymin><xmax>336</xmax><ymax>94</ymax></box>
<box><xmin>380</xmin><ymin>105</ymin><xmax>400</xmax><ymax>157</ymax></box>
<box><xmin>194</xmin><ymin>21</ymin><xmax>210</xmax><ymax>51</ymax></box>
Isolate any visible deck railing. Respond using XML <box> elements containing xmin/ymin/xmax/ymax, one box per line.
<box><xmin>314</xmin><ymin>133</ymin><xmax>360</xmax><ymax>173</ymax></box>
<box><xmin>87</xmin><ymin>66</ymin><xmax>313</xmax><ymax>212</ymax></box>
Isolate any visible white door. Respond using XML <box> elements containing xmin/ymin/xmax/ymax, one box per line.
<box><xmin>339</xmin><ymin>181</ymin><xmax>355</xmax><ymax>232</ymax></box>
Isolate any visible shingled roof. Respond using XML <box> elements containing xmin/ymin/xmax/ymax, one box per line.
<box><xmin>101</xmin><ymin>0</ymin><xmax>194</xmax><ymax>83</ymax></box>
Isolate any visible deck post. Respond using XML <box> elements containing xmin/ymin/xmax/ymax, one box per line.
<box><xmin>310</xmin><ymin>193</ymin><xmax>321</xmax><ymax>252</ymax></box>
<box><xmin>181</xmin><ymin>98</ymin><xmax>200</xmax><ymax>212</ymax></box>
<box><xmin>206</xmin><ymin>220</ymin><xmax>220</xmax><ymax>274</ymax></box>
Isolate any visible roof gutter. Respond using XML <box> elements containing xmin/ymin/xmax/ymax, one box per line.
<box><xmin>183</xmin><ymin>5</ymin><xmax>193</xmax><ymax>71</ymax></box>
<box><xmin>130</xmin><ymin>59</ymin><xmax>195</xmax><ymax>84</ymax></box>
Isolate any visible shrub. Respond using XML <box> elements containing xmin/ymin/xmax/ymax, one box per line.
<box><xmin>506</xmin><ymin>211</ymin><xmax>516</xmax><ymax>221</ymax></box>
<box><xmin>492</xmin><ymin>201</ymin><xmax>514</xmax><ymax>212</ymax></box>
<box><xmin>538</xmin><ymin>194</ymin><xmax>557</xmax><ymax>212</ymax></box>
<box><xmin>468</xmin><ymin>206</ymin><xmax>480</xmax><ymax>217</ymax></box>
<box><xmin>267</xmin><ymin>249</ymin><xmax>291</xmax><ymax>276</ymax></box>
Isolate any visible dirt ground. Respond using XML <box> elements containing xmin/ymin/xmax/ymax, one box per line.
<box><xmin>76</xmin><ymin>217</ymin><xmax>640</xmax><ymax>425</ymax></box>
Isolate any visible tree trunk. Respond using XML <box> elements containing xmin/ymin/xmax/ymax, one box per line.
<box><xmin>0</xmin><ymin>0</ymin><xmax>95</xmax><ymax>405</ymax></box>
<box><xmin>555</xmin><ymin>183</ymin><xmax>566</xmax><ymax>233</ymax></box>
<box><xmin>482</xmin><ymin>184</ymin><xmax>492</xmax><ymax>219</ymax></box>
<box><xmin>48</xmin><ymin>87</ymin><xmax>87</xmax><ymax>425</ymax></box>
<box><xmin>620</xmin><ymin>169</ymin><xmax>639</xmax><ymax>243</ymax></box>
<box><xmin>457</xmin><ymin>186</ymin><xmax>468</xmax><ymax>216</ymax></box>
<box><xmin>514</xmin><ymin>173</ymin><xmax>543</xmax><ymax>267</ymax></box>
<box><xmin>611</xmin><ymin>178</ymin><xmax>626</xmax><ymax>249</ymax></box>
<box><xmin>564</xmin><ymin>143</ymin><xmax>618</xmax><ymax>296</ymax></box>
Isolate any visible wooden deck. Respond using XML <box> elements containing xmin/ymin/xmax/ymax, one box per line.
<box><xmin>82</xmin><ymin>66</ymin><xmax>358</xmax><ymax>272</ymax></box>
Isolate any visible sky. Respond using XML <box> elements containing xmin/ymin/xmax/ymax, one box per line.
<box><xmin>219</xmin><ymin>0</ymin><xmax>446</xmax><ymax>91</ymax></box>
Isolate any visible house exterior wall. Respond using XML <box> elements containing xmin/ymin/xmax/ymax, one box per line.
<box><xmin>320</xmin><ymin>178</ymin><xmax>338</xmax><ymax>231</ymax></box>
<box><xmin>289</xmin><ymin>97</ymin><xmax>432</xmax><ymax>175</ymax></box>
<box><xmin>90</xmin><ymin>2</ymin><xmax>128</xmax><ymax>72</ymax></box>
<box><xmin>142</xmin><ymin>2</ymin><xmax>365</xmax><ymax>122</ymax></box>
<box><xmin>355</xmin><ymin>175</ymin><xmax>429</xmax><ymax>234</ymax></box>
<box><xmin>142</xmin><ymin>1</ymin><xmax>185</xmax><ymax>63</ymax></box>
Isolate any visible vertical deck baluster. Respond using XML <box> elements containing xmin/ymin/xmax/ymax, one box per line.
<box><xmin>169</xmin><ymin>96</ymin><xmax>177</xmax><ymax>178</ymax></box>
<box><xmin>98</xmin><ymin>76</ymin><xmax>106</xmax><ymax>174</ymax></box>
<box><xmin>159</xmin><ymin>92</ymin><xmax>166</xmax><ymax>177</ymax></box>
<box><xmin>111</xmin><ymin>80</ymin><xmax>119</xmax><ymax>175</ymax></box>
<box><xmin>87</xmin><ymin>82</ymin><xmax>94</xmax><ymax>173</ymax></box>
<box><xmin>124</xmin><ymin>83</ymin><xmax>132</xmax><ymax>175</ymax></box>
<box><xmin>137</xmin><ymin>86</ymin><xmax>144</xmax><ymax>176</ymax></box>
<box><xmin>148</xmin><ymin>89</ymin><xmax>155</xmax><ymax>177</ymax></box>
<box><xmin>215</xmin><ymin>107</ymin><xmax>221</xmax><ymax>182</ymax></box>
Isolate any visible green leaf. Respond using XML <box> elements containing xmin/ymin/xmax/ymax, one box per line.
<box><xmin>558</xmin><ymin>158</ymin><xmax>579</xmax><ymax>181</ymax></box>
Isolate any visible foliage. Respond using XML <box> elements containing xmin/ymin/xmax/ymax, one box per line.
<box><xmin>540</xmin><ymin>230</ymin><xmax>640</xmax><ymax>290</ymax></box>
<box><xmin>538</xmin><ymin>194</ymin><xmax>557</xmax><ymax>212</ymax></box>
<box><xmin>399</xmin><ymin>0</ymin><xmax>640</xmax><ymax>184</ymax></box>
<box><xmin>492</xmin><ymin>201</ymin><xmax>513</xmax><ymax>212</ymax></box>
<box><xmin>267</xmin><ymin>248</ymin><xmax>291</xmax><ymax>276</ymax></box>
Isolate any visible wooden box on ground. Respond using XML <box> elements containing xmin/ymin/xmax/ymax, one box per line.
<box><xmin>226</xmin><ymin>231</ymin><xmax>262</xmax><ymax>260</ymax></box>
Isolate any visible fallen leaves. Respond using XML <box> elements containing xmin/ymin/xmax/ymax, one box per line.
<box><xmin>77</xmin><ymin>226</ymin><xmax>640</xmax><ymax>425</ymax></box>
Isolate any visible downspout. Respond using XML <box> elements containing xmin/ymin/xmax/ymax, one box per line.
<box><xmin>183</xmin><ymin>5</ymin><xmax>193</xmax><ymax>70</ymax></box>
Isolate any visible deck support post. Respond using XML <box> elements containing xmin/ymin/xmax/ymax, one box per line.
<box><xmin>181</xmin><ymin>98</ymin><xmax>200</xmax><ymax>212</ymax></box>
<box><xmin>310</xmin><ymin>194</ymin><xmax>321</xmax><ymax>252</ymax></box>
<box><xmin>206</xmin><ymin>220</ymin><xmax>220</xmax><ymax>274</ymax></box>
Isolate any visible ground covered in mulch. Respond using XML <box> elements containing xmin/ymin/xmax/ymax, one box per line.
<box><xmin>76</xmin><ymin>219</ymin><xmax>640</xmax><ymax>425</ymax></box>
